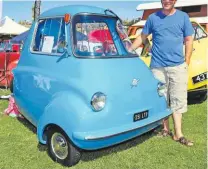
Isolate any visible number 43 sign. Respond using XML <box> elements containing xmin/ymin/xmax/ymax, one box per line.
<box><xmin>192</xmin><ymin>72</ymin><xmax>207</xmax><ymax>84</ymax></box>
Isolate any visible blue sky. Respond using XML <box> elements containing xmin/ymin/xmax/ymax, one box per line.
<box><xmin>2</xmin><ymin>0</ymin><xmax>158</xmax><ymax>22</ymax></box>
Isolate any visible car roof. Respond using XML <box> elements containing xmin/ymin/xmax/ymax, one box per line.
<box><xmin>136</xmin><ymin>0</ymin><xmax>207</xmax><ymax>11</ymax></box>
<box><xmin>40</xmin><ymin>5</ymin><xmax>109</xmax><ymax>18</ymax></box>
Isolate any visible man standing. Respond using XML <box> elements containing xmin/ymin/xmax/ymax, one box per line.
<box><xmin>131</xmin><ymin>0</ymin><xmax>194</xmax><ymax>146</ymax></box>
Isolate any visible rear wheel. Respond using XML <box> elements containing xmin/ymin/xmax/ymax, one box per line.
<box><xmin>47</xmin><ymin>128</ymin><xmax>81</xmax><ymax>167</ymax></box>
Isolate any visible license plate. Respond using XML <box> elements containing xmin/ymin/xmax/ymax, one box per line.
<box><xmin>133</xmin><ymin>111</ymin><xmax>148</xmax><ymax>122</ymax></box>
<box><xmin>192</xmin><ymin>72</ymin><xmax>207</xmax><ymax>84</ymax></box>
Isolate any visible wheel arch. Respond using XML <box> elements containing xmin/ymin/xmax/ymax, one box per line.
<box><xmin>42</xmin><ymin>123</ymin><xmax>64</xmax><ymax>143</ymax></box>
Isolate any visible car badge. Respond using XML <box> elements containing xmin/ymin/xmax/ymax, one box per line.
<box><xmin>131</xmin><ymin>79</ymin><xmax>139</xmax><ymax>88</ymax></box>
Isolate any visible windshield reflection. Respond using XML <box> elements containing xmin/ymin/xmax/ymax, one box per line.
<box><xmin>72</xmin><ymin>14</ymin><xmax>137</xmax><ymax>58</ymax></box>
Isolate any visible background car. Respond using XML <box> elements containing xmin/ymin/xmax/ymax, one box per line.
<box><xmin>0</xmin><ymin>41</ymin><xmax>21</xmax><ymax>88</ymax></box>
<box><xmin>129</xmin><ymin>20</ymin><xmax>207</xmax><ymax>103</ymax></box>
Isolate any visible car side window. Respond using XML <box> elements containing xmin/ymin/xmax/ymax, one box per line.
<box><xmin>192</xmin><ymin>24</ymin><xmax>207</xmax><ymax>41</ymax></box>
<box><xmin>32</xmin><ymin>17</ymin><xmax>66</xmax><ymax>54</ymax></box>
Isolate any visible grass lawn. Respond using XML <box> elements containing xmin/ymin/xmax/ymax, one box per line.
<box><xmin>0</xmin><ymin>89</ymin><xmax>207</xmax><ymax>169</ymax></box>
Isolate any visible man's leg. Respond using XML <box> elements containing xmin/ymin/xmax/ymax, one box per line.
<box><xmin>168</xmin><ymin>63</ymin><xmax>193</xmax><ymax>146</ymax></box>
<box><xmin>163</xmin><ymin>117</ymin><xmax>170</xmax><ymax>132</ymax></box>
<box><xmin>172</xmin><ymin>113</ymin><xmax>183</xmax><ymax>138</ymax></box>
<box><xmin>172</xmin><ymin>112</ymin><xmax>193</xmax><ymax>146</ymax></box>
<box><xmin>151</xmin><ymin>68</ymin><xmax>170</xmax><ymax>134</ymax></box>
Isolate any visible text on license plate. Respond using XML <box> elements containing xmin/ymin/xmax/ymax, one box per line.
<box><xmin>192</xmin><ymin>72</ymin><xmax>207</xmax><ymax>84</ymax></box>
<box><xmin>133</xmin><ymin>111</ymin><xmax>148</xmax><ymax>122</ymax></box>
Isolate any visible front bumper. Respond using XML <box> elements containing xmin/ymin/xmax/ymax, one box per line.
<box><xmin>188</xmin><ymin>85</ymin><xmax>207</xmax><ymax>95</ymax></box>
<box><xmin>188</xmin><ymin>86</ymin><xmax>207</xmax><ymax>104</ymax></box>
<box><xmin>72</xmin><ymin>109</ymin><xmax>171</xmax><ymax>150</ymax></box>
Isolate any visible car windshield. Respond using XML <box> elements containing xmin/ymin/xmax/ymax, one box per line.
<box><xmin>192</xmin><ymin>23</ymin><xmax>207</xmax><ymax>40</ymax></box>
<box><xmin>72</xmin><ymin>14</ymin><xmax>136</xmax><ymax>58</ymax></box>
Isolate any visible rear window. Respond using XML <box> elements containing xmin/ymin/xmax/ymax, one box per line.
<box><xmin>192</xmin><ymin>23</ymin><xmax>207</xmax><ymax>40</ymax></box>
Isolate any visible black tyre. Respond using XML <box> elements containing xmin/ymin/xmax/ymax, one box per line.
<box><xmin>188</xmin><ymin>91</ymin><xmax>207</xmax><ymax>104</ymax></box>
<box><xmin>47</xmin><ymin>128</ymin><xmax>81</xmax><ymax>167</ymax></box>
<box><xmin>198</xmin><ymin>92</ymin><xmax>207</xmax><ymax>103</ymax></box>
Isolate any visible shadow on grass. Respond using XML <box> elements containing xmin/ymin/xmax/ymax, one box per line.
<box><xmin>0</xmin><ymin>86</ymin><xmax>9</xmax><ymax>90</ymax></box>
<box><xmin>17</xmin><ymin>117</ymin><xmax>48</xmax><ymax>152</ymax></box>
<box><xmin>80</xmin><ymin>127</ymin><xmax>161</xmax><ymax>162</ymax></box>
<box><xmin>17</xmin><ymin>117</ymin><xmax>37</xmax><ymax>134</ymax></box>
<box><xmin>37</xmin><ymin>143</ymin><xmax>48</xmax><ymax>152</ymax></box>
<box><xmin>16</xmin><ymin>116</ymin><xmax>162</xmax><ymax>161</ymax></box>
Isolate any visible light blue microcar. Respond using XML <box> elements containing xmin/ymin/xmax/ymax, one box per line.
<box><xmin>13</xmin><ymin>5</ymin><xmax>171</xmax><ymax>167</ymax></box>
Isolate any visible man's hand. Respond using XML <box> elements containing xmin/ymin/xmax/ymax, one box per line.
<box><xmin>185</xmin><ymin>57</ymin><xmax>190</xmax><ymax>66</ymax></box>
<box><xmin>184</xmin><ymin>36</ymin><xmax>193</xmax><ymax>66</ymax></box>
<box><xmin>130</xmin><ymin>33</ymin><xmax>149</xmax><ymax>52</ymax></box>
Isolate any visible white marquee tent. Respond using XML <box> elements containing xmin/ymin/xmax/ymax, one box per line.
<box><xmin>0</xmin><ymin>16</ymin><xmax>29</xmax><ymax>36</ymax></box>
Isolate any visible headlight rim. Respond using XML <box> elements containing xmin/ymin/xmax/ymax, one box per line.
<box><xmin>91</xmin><ymin>92</ymin><xmax>106</xmax><ymax>112</ymax></box>
<box><xmin>157</xmin><ymin>82</ymin><xmax>166</xmax><ymax>97</ymax></box>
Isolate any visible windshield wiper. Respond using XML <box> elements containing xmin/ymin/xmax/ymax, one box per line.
<box><xmin>104</xmin><ymin>9</ymin><xmax>123</xmax><ymax>24</ymax></box>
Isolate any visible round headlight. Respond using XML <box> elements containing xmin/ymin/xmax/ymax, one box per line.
<box><xmin>91</xmin><ymin>92</ymin><xmax>106</xmax><ymax>111</ymax></box>
<box><xmin>157</xmin><ymin>82</ymin><xmax>166</xmax><ymax>97</ymax></box>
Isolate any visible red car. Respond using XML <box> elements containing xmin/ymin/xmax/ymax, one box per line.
<box><xmin>0</xmin><ymin>41</ymin><xmax>21</xmax><ymax>88</ymax></box>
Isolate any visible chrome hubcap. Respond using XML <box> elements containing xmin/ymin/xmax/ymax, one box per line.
<box><xmin>51</xmin><ymin>132</ymin><xmax>68</xmax><ymax>160</ymax></box>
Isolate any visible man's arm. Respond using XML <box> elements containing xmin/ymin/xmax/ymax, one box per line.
<box><xmin>130</xmin><ymin>33</ymin><xmax>149</xmax><ymax>51</ymax></box>
<box><xmin>184</xmin><ymin>36</ymin><xmax>193</xmax><ymax>65</ymax></box>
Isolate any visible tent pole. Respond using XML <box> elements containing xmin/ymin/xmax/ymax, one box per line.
<box><xmin>34</xmin><ymin>0</ymin><xmax>41</xmax><ymax>21</ymax></box>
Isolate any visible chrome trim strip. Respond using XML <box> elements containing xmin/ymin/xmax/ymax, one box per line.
<box><xmin>188</xmin><ymin>87</ymin><xmax>207</xmax><ymax>92</ymax></box>
<box><xmin>85</xmin><ymin>115</ymin><xmax>170</xmax><ymax>140</ymax></box>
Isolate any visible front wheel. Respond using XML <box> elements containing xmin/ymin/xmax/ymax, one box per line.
<box><xmin>47</xmin><ymin>128</ymin><xmax>81</xmax><ymax>167</ymax></box>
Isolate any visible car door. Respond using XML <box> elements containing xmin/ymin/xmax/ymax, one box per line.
<box><xmin>14</xmin><ymin>17</ymin><xmax>67</xmax><ymax>126</ymax></box>
<box><xmin>187</xmin><ymin>21</ymin><xmax>208</xmax><ymax>90</ymax></box>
